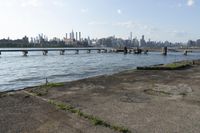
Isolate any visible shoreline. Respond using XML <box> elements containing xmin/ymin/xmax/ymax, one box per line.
<box><xmin>1</xmin><ymin>49</ymin><xmax>200</xmax><ymax>93</ymax></box>
<box><xmin>1</xmin><ymin>58</ymin><xmax>200</xmax><ymax>94</ymax></box>
<box><xmin>1</xmin><ymin>59</ymin><xmax>200</xmax><ymax>133</ymax></box>
<box><xmin>1</xmin><ymin>58</ymin><xmax>199</xmax><ymax>94</ymax></box>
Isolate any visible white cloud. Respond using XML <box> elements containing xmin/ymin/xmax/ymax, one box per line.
<box><xmin>177</xmin><ymin>3</ymin><xmax>182</xmax><ymax>7</ymax></box>
<box><xmin>113</xmin><ymin>21</ymin><xmax>138</xmax><ymax>28</ymax></box>
<box><xmin>117</xmin><ymin>9</ymin><xmax>122</xmax><ymax>14</ymax></box>
<box><xmin>187</xmin><ymin>0</ymin><xmax>195</xmax><ymax>6</ymax></box>
<box><xmin>88</xmin><ymin>21</ymin><xmax>108</xmax><ymax>25</ymax></box>
<box><xmin>81</xmin><ymin>8</ymin><xmax>89</xmax><ymax>13</ymax></box>
<box><xmin>0</xmin><ymin>0</ymin><xmax>18</xmax><ymax>7</ymax></box>
<box><xmin>171</xmin><ymin>30</ymin><xmax>189</xmax><ymax>37</ymax></box>
<box><xmin>20</xmin><ymin>0</ymin><xmax>42</xmax><ymax>7</ymax></box>
<box><xmin>113</xmin><ymin>20</ymin><xmax>159</xmax><ymax>36</ymax></box>
<box><xmin>113</xmin><ymin>21</ymin><xmax>157</xmax><ymax>31</ymax></box>
<box><xmin>0</xmin><ymin>0</ymin><xmax>65</xmax><ymax>8</ymax></box>
<box><xmin>52</xmin><ymin>0</ymin><xmax>64</xmax><ymax>7</ymax></box>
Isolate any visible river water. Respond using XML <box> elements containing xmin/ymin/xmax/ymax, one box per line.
<box><xmin>0</xmin><ymin>49</ymin><xmax>200</xmax><ymax>92</ymax></box>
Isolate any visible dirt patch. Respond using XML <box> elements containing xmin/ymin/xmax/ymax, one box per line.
<box><xmin>119</xmin><ymin>92</ymin><xmax>150</xmax><ymax>103</ymax></box>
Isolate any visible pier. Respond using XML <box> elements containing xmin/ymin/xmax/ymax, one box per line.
<box><xmin>0</xmin><ymin>47</ymin><xmax>150</xmax><ymax>56</ymax></box>
<box><xmin>0</xmin><ymin>47</ymin><xmax>197</xmax><ymax>56</ymax></box>
<box><xmin>0</xmin><ymin>48</ymin><xmax>107</xmax><ymax>56</ymax></box>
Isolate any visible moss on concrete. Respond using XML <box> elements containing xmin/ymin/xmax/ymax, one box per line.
<box><xmin>48</xmin><ymin>100</ymin><xmax>131</xmax><ymax>133</ymax></box>
<box><xmin>144</xmin><ymin>89</ymin><xmax>172</xmax><ymax>96</ymax></box>
<box><xmin>29</xmin><ymin>83</ymin><xmax>65</xmax><ymax>96</ymax></box>
<box><xmin>137</xmin><ymin>62</ymin><xmax>191</xmax><ymax>70</ymax></box>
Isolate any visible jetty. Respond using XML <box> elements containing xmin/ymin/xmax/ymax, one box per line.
<box><xmin>0</xmin><ymin>48</ymin><xmax>107</xmax><ymax>56</ymax></box>
<box><xmin>0</xmin><ymin>47</ymin><xmax>197</xmax><ymax>56</ymax></box>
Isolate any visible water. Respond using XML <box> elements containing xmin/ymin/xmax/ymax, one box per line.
<box><xmin>0</xmin><ymin>49</ymin><xmax>200</xmax><ymax>92</ymax></box>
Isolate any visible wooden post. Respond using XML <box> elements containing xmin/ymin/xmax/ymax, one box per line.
<box><xmin>184</xmin><ymin>50</ymin><xmax>188</xmax><ymax>56</ymax></box>
<box><xmin>75</xmin><ymin>50</ymin><xmax>79</xmax><ymax>54</ymax></box>
<box><xmin>43</xmin><ymin>50</ymin><xmax>48</xmax><ymax>55</ymax></box>
<box><xmin>87</xmin><ymin>49</ymin><xmax>91</xmax><ymax>53</ymax></box>
<box><xmin>60</xmin><ymin>50</ymin><xmax>65</xmax><ymax>55</ymax></box>
<box><xmin>144</xmin><ymin>50</ymin><xmax>148</xmax><ymax>54</ymax></box>
<box><xmin>97</xmin><ymin>49</ymin><xmax>101</xmax><ymax>53</ymax></box>
<box><xmin>162</xmin><ymin>47</ymin><xmax>167</xmax><ymax>55</ymax></box>
<box><xmin>0</xmin><ymin>51</ymin><xmax>1</xmax><ymax>55</ymax></box>
<box><xmin>22</xmin><ymin>50</ymin><xmax>28</xmax><ymax>56</ymax></box>
<box><xmin>45</xmin><ymin>77</ymin><xmax>48</xmax><ymax>85</ymax></box>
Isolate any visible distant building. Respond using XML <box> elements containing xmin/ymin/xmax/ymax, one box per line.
<box><xmin>63</xmin><ymin>30</ymin><xmax>84</xmax><ymax>45</ymax></box>
<box><xmin>79</xmin><ymin>32</ymin><xmax>81</xmax><ymax>41</ymax></box>
<box><xmin>69</xmin><ymin>33</ymin><xmax>72</xmax><ymax>40</ymax></box>
<box><xmin>140</xmin><ymin>35</ymin><xmax>146</xmax><ymax>47</ymax></box>
<box><xmin>187</xmin><ymin>40</ymin><xmax>196</xmax><ymax>47</ymax></box>
<box><xmin>71</xmin><ymin>30</ymin><xmax>74</xmax><ymax>40</ymax></box>
<box><xmin>66</xmin><ymin>33</ymin><xmax>68</xmax><ymax>39</ymax></box>
<box><xmin>133</xmin><ymin>37</ymin><xmax>139</xmax><ymax>47</ymax></box>
<box><xmin>130</xmin><ymin>32</ymin><xmax>133</xmax><ymax>41</ymax></box>
<box><xmin>197</xmin><ymin>39</ymin><xmax>200</xmax><ymax>46</ymax></box>
<box><xmin>88</xmin><ymin>36</ymin><xmax>92</xmax><ymax>46</ymax></box>
<box><xmin>76</xmin><ymin>32</ymin><xmax>78</xmax><ymax>41</ymax></box>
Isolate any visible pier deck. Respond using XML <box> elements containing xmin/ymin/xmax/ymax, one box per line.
<box><xmin>0</xmin><ymin>48</ymin><xmax>107</xmax><ymax>55</ymax></box>
<box><xmin>0</xmin><ymin>48</ymin><xmax>106</xmax><ymax>52</ymax></box>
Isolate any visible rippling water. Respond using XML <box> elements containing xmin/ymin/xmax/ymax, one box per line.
<box><xmin>0</xmin><ymin>49</ymin><xmax>200</xmax><ymax>92</ymax></box>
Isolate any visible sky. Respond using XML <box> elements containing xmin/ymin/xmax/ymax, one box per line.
<box><xmin>0</xmin><ymin>0</ymin><xmax>199</xmax><ymax>42</ymax></box>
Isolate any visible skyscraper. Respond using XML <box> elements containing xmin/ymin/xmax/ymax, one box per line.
<box><xmin>140</xmin><ymin>35</ymin><xmax>146</xmax><ymax>47</ymax></box>
<box><xmin>70</xmin><ymin>33</ymin><xmax>72</xmax><ymax>39</ymax></box>
<box><xmin>130</xmin><ymin>32</ymin><xmax>133</xmax><ymax>40</ymax></box>
<box><xmin>79</xmin><ymin>32</ymin><xmax>81</xmax><ymax>41</ymax></box>
<box><xmin>66</xmin><ymin>33</ymin><xmax>68</xmax><ymax>39</ymax></box>
<box><xmin>142</xmin><ymin>35</ymin><xmax>144</xmax><ymax>40</ymax></box>
<box><xmin>76</xmin><ymin>32</ymin><xmax>78</xmax><ymax>41</ymax></box>
<box><xmin>71</xmin><ymin>30</ymin><xmax>74</xmax><ymax>40</ymax></box>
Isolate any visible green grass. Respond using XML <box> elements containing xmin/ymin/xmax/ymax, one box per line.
<box><xmin>163</xmin><ymin>62</ymin><xmax>190</xmax><ymax>69</ymax></box>
<box><xmin>30</xmin><ymin>82</ymin><xmax>65</xmax><ymax>96</ymax></box>
<box><xmin>0</xmin><ymin>93</ymin><xmax>7</xmax><ymax>98</ymax></box>
<box><xmin>0</xmin><ymin>92</ymin><xmax>14</xmax><ymax>98</ymax></box>
<box><xmin>144</xmin><ymin>89</ymin><xmax>171</xmax><ymax>96</ymax></box>
<box><xmin>49</xmin><ymin>100</ymin><xmax>131</xmax><ymax>133</ymax></box>
<box><xmin>137</xmin><ymin>62</ymin><xmax>191</xmax><ymax>70</ymax></box>
<box><xmin>42</xmin><ymin>82</ymin><xmax>65</xmax><ymax>88</ymax></box>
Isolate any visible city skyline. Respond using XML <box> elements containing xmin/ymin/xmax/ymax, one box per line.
<box><xmin>0</xmin><ymin>0</ymin><xmax>199</xmax><ymax>43</ymax></box>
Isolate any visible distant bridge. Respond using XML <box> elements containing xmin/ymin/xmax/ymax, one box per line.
<box><xmin>0</xmin><ymin>48</ymin><xmax>108</xmax><ymax>56</ymax></box>
<box><xmin>0</xmin><ymin>47</ymin><xmax>198</xmax><ymax>56</ymax></box>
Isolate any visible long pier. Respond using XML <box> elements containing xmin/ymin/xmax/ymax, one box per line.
<box><xmin>0</xmin><ymin>48</ymin><xmax>108</xmax><ymax>56</ymax></box>
<box><xmin>0</xmin><ymin>47</ymin><xmax>197</xmax><ymax>56</ymax></box>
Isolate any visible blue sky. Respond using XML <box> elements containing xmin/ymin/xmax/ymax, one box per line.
<box><xmin>0</xmin><ymin>0</ymin><xmax>199</xmax><ymax>42</ymax></box>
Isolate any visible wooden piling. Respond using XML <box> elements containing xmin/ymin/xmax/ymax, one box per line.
<box><xmin>22</xmin><ymin>50</ymin><xmax>28</xmax><ymax>56</ymax></box>
<box><xmin>162</xmin><ymin>47</ymin><xmax>167</xmax><ymax>55</ymax></box>
<box><xmin>184</xmin><ymin>50</ymin><xmax>188</xmax><ymax>56</ymax></box>
<box><xmin>60</xmin><ymin>50</ymin><xmax>65</xmax><ymax>55</ymax></box>
<box><xmin>87</xmin><ymin>49</ymin><xmax>91</xmax><ymax>53</ymax></box>
<box><xmin>43</xmin><ymin>50</ymin><xmax>48</xmax><ymax>56</ymax></box>
<box><xmin>75</xmin><ymin>50</ymin><xmax>79</xmax><ymax>54</ymax></box>
<box><xmin>144</xmin><ymin>50</ymin><xmax>148</xmax><ymax>54</ymax></box>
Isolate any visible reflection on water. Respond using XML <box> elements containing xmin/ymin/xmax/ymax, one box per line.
<box><xmin>0</xmin><ymin>51</ymin><xmax>200</xmax><ymax>92</ymax></box>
